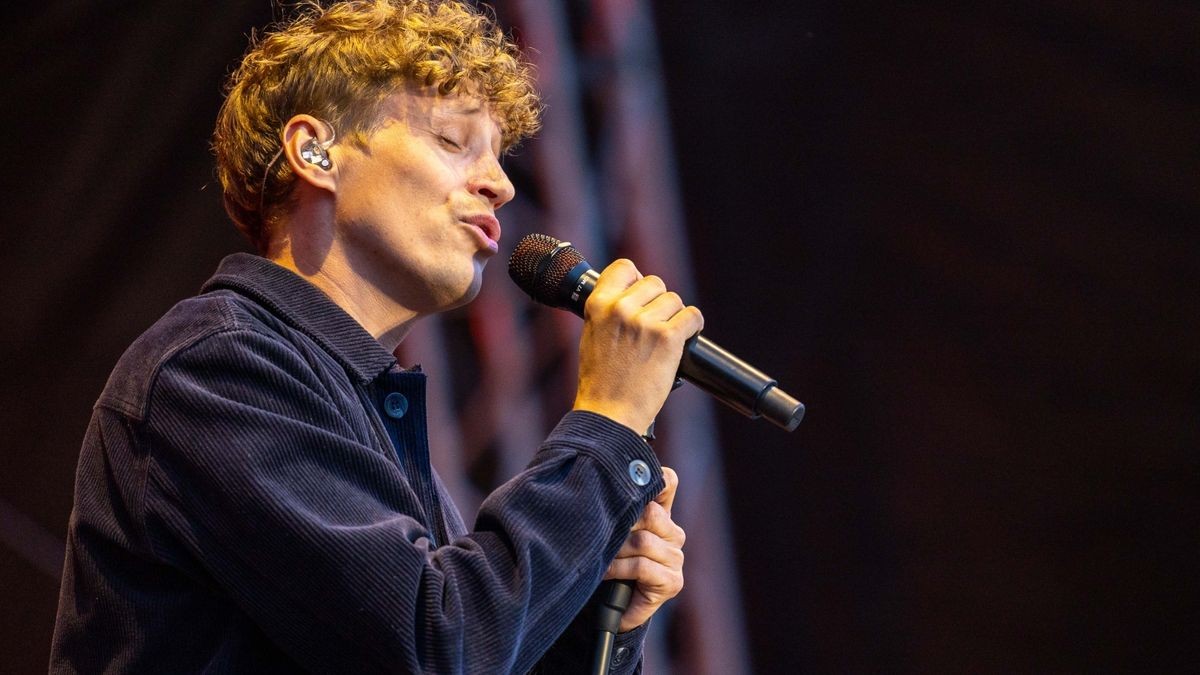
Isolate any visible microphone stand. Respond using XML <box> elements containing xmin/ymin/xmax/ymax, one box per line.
<box><xmin>590</xmin><ymin>381</ymin><xmax>679</xmax><ymax>675</ymax></box>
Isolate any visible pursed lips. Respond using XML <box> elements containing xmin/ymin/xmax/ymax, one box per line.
<box><xmin>460</xmin><ymin>213</ymin><xmax>501</xmax><ymax>243</ymax></box>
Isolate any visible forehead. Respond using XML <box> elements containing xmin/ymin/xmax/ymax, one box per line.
<box><xmin>376</xmin><ymin>87</ymin><xmax>500</xmax><ymax>131</ymax></box>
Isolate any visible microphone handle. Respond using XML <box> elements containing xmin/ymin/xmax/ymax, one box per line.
<box><xmin>561</xmin><ymin>267</ymin><xmax>805</xmax><ymax>431</ymax></box>
<box><xmin>591</xmin><ymin>578</ymin><xmax>634</xmax><ymax>675</ymax></box>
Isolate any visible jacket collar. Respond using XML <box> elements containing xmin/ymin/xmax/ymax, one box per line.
<box><xmin>201</xmin><ymin>253</ymin><xmax>397</xmax><ymax>385</ymax></box>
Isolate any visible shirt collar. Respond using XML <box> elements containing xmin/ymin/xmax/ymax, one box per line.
<box><xmin>201</xmin><ymin>253</ymin><xmax>397</xmax><ymax>385</ymax></box>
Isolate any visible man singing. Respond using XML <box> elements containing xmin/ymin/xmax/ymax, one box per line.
<box><xmin>49</xmin><ymin>1</ymin><xmax>702</xmax><ymax>672</ymax></box>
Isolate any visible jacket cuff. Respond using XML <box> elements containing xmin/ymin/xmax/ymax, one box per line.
<box><xmin>545</xmin><ymin>410</ymin><xmax>666</xmax><ymax>502</ymax></box>
<box><xmin>609</xmin><ymin>620</ymin><xmax>649</xmax><ymax>673</ymax></box>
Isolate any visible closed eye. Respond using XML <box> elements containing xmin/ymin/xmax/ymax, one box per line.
<box><xmin>437</xmin><ymin>135</ymin><xmax>463</xmax><ymax>151</ymax></box>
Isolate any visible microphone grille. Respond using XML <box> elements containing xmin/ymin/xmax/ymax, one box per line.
<box><xmin>508</xmin><ymin>233</ymin><xmax>586</xmax><ymax>305</ymax></box>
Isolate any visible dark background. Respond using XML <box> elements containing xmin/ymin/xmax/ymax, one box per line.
<box><xmin>3</xmin><ymin>1</ymin><xmax>1197</xmax><ymax>672</ymax></box>
<box><xmin>653</xmin><ymin>1</ymin><xmax>1198</xmax><ymax>670</ymax></box>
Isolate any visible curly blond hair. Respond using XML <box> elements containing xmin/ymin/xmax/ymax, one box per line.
<box><xmin>213</xmin><ymin>0</ymin><xmax>541</xmax><ymax>252</ymax></box>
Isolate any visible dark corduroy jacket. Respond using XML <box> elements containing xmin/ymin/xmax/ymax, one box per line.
<box><xmin>50</xmin><ymin>253</ymin><xmax>661</xmax><ymax>673</ymax></box>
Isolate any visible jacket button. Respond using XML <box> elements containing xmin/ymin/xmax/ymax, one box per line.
<box><xmin>383</xmin><ymin>392</ymin><xmax>409</xmax><ymax>419</ymax></box>
<box><xmin>628</xmin><ymin>459</ymin><xmax>651</xmax><ymax>486</ymax></box>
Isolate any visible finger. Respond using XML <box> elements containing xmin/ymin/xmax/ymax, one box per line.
<box><xmin>633</xmin><ymin>289</ymin><xmax>686</xmax><ymax>324</ymax></box>
<box><xmin>630</xmin><ymin>502</ymin><xmax>686</xmax><ymax>542</ymax></box>
<box><xmin>665</xmin><ymin>305</ymin><xmax>704</xmax><ymax>336</ymax></box>
<box><xmin>589</xmin><ymin>259</ymin><xmax>642</xmax><ymax>299</ymax></box>
<box><xmin>603</xmin><ymin>557</ymin><xmax>684</xmax><ymax>596</ymax></box>
<box><xmin>586</xmin><ymin>260</ymin><xmax>644</xmax><ymax>321</ymax></box>
<box><xmin>654</xmin><ymin>466</ymin><xmax>679</xmax><ymax>515</ymax></box>
<box><xmin>609</xmin><ymin>530</ymin><xmax>685</xmax><ymax>568</ymax></box>
<box><xmin>614</xmin><ymin>274</ymin><xmax>669</xmax><ymax>311</ymax></box>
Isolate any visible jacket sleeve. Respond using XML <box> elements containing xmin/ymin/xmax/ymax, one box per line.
<box><xmin>141</xmin><ymin>326</ymin><xmax>665</xmax><ymax>673</ymax></box>
<box><xmin>533</xmin><ymin>590</ymin><xmax>650</xmax><ymax>674</ymax></box>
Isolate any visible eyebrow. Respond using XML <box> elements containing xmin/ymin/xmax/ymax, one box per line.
<box><xmin>438</xmin><ymin>104</ymin><xmax>483</xmax><ymax>117</ymax></box>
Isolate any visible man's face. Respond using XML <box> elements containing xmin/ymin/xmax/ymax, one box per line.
<box><xmin>331</xmin><ymin>87</ymin><xmax>515</xmax><ymax>316</ymax></box>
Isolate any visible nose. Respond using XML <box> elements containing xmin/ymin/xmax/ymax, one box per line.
<box><xmin>469</xmin><ymin>154</ymin><xmax>515</xmax><ymax>210</ymax></box>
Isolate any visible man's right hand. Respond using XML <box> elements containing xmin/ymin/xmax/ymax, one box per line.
<box><xmin>572</xmin><ymin>259</ymin><xmax>704</xmax><ymax>434</ymax></box>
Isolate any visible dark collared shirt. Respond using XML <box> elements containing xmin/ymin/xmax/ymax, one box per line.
<box><xmin>50</xmin><ymin>253</ymin><xmax>661</xmax><ymax>673</ymax></box>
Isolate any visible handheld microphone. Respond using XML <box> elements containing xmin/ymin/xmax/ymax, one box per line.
<box><xmin>508</xmin><ymin>234</ymin><xmax>804</xmax><ymax>432</ymax></box>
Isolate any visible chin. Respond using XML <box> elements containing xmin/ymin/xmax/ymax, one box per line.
<box><xmin>457</xmin><ymin>280</ymin><xmax>484</xmax><ymax>308</ymax></box>
<box><xmin>437</xmin><ymin>270</ymin><xmax>485</xmax><ymax>312</ymax></box>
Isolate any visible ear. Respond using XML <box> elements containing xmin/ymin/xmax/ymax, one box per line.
<box><xmin>281</xmin><ymin>115</ymin><xmax>338</xmax><ymax>194</ymax></box>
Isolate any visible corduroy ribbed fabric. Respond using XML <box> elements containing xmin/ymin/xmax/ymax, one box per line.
<box><xmin>50</xmin><ymin>253</ymin><xmax>661</xmax><ymax>673</ymax></box>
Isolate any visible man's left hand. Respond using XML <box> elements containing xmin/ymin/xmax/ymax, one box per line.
<box><xmin>604</xmin><ymin>466</ymin><xmax>686</xmax><ymax>632</ymax></box>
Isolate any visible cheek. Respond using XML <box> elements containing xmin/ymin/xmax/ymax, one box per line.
<box><xmin>382</xmin><ymin>161</ymin><xmax>461</xmax><ymax>214</ymax></box>
<box><xmin>340</xmin><ymin>173</ymin><xmax>420</xmax><ymax>228</ymax></box>
<box><xmin>336</xmin><ymin>147</ymin><xmax>465</xmax><ymax>233</ymax></box>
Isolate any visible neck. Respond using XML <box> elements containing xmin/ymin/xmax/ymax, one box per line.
<box><xmin>269</xmin><ymin>217</ymin><xmax>419</xmax><ymax>355</ymax></box>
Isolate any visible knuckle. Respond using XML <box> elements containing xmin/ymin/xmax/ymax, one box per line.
<box><xmin>629</xmin><ymin>529</ymin><xmax>652</xmax><ymax>550</ymax></box>
<box><xmin>585</xmin><ymin>292</ymin><xmax>617</xmax><ymax>316</ymax></box>
<box><xmin>647</xmin><ymin>500</ymin><xmax>666</xmax><ymax>520</ymax></box>
<box><xmin>649</xmin><ymin>503</ymin><xmax>671</xmax><ymax>530</ymax></box>
<box><xmin>615</xmin><ymin>558</ymin><xmax>632</xmax><ymax>576</ymax></box>
<box><xmin>632</xmin><ymin>557</ymin><xmax>650</xmax><ymax>579</ymax></box>
<box><xmin>614</xmin><ymin>258</ymin><xmax>640</xmax><ymax>278</ymax></box>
